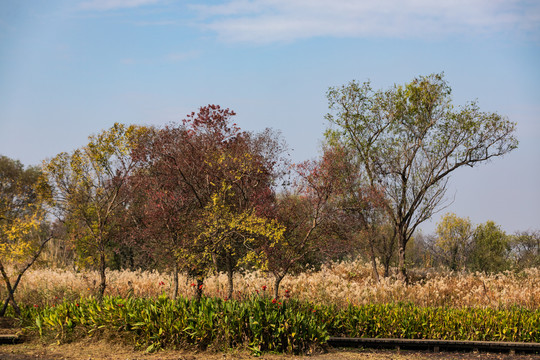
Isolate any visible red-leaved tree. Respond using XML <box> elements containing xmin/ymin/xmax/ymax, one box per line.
<box><xmin>127</xmin><ymin>105</ymin><xmax>285</xmax><ymax>300</ymax></box>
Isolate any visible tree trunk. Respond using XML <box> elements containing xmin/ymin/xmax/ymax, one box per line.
<box><xmin>273</xmin><ymin>273</ymin><xmax>284</xmax><ymax>300</ymax></box>
<box><xmin>97</xmin><ymin>250</ymin><xmax>107</xmax><ymax>301</ymax></box>
<box><xmin>367</xmin><ymin>235</ymin><xmax>380</xmax><ymax>283</ymax></box>
<box><xmin>195</xmin><ymin>278</ymin><xmax>204</xmax><ymax>302</ymax></box>
<box><xmin>383</xmin><ymin>259</ymin><xmax>391</xmax><ymax>278</ymax></box>
<box><xmin>382</xmin><ymin>229</ymin><xmax>397</xmax><ymax>278</ymax></box>
<box><xmin>0</xmin><ymin>262</ymin><xmax>20</xmax><ymax>317</ymax></box>
<box><xmin>172</xmin><ymin>262</ymin><xmax>179</xmax><ymax>300</ymax></box>
<box><xmin>397</xmin><ymin>228</ymin><xmax>408</xmax><ymax>282</ymax></box>
<box><xmin>225</xmin><ymin>253</ymin><xmax>234</xmax><ymax>300</ymax></box>
<box><xmin>450</xmin><ymin>245</ymin><xmax>458</xmax><ymax>271</ymax></box>
<box><xmin>0</xmin><ymin>236</ymin><xmax>51</xmax><ymax>316</ymax></box>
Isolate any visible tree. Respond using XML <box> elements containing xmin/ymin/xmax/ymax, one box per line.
<box><xmin>511</xmin><ymin>230</ymin><xmax>540</xmax><ymax>269</ymax></box>
<box><xmin>325</xmin><ymin>73</ymin><xmax>518</xmax><ymax>280</ymax></box>
<box><xmin>469</xmin><ymin>220</ymin><xmax>510</xmax><ymax>273</ymax></box>
<box><xmin>263</xmin><ymin>161</ymin><xmax>332</xmax><ymax>299</ymax></box>
<box><xmin>434</xmin><ymin>213</ymin><xmax>473</xmax><ymax>271</ymax></box>
<box><xmin>257</xmin><ymin>146</ymin><xmax>363</xmax><ymax>298</ymax></box>
<box><xmin>43</xmin><ymin>124</ymin><xmax>149</xmax><ymax>300</ymax></box>
<box><xmin>321</xmin><ymin>145</ymin><xmax>391</xmax><ymax>281</ymax></box>
<box><xmin>0</xmin><ymin>156</ymin><xmax>51</xmax><ymax>316</ymax></box>
<box><xmin>198</xmin><ymin>181</ymin><xmax>284</xmax><ymax>299</ymax></box>
<box><xmin>128</xmin><ymin>105</ymin><xmax>286</xmax><ymax>300</ymax></box>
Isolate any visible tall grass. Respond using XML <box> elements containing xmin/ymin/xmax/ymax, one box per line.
<box><xmin>3</xmin><ymin>260</ymin><xmax>539</xmax><ymax>309</ymax></box>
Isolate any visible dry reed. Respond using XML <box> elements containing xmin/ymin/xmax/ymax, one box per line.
<box><xmin>2</xmin><ymin>260</ymin><xmax>539</xmax><ymax>309</ymax></box>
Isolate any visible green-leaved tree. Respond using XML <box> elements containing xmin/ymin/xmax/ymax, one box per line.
<box><xmin>469</xmin><ymin>220</ymin><xmax>510</xmax><ymax>273</ymax></box>
<box><xmin>325</xmin><ymin>73</ymin><xmax>518</xmax><ymax>280</ymax></box>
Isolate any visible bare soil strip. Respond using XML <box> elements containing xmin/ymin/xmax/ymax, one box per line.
<box><xmin>1</xmin><ymin>340</ymin><xmax>540</xmax><ymax>360</ymax></box>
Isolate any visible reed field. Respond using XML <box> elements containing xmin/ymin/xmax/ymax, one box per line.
<box><xmin>3</xmin><ymin>260</ymin><xmax>540</xmax><ymax>354</ymax></box>
<box><xmin>4</xmin><ymin>259</ymin><xmax>540</xmax><ymax>309</ymax></box>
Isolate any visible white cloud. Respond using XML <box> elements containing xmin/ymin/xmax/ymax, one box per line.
<box><xmin>193</xmin><ymin>0</ymin><xmax>540</xmax><ymax>43</ymax></box>
<box><xmin>79</xmin><ymin>0</ymin><xmax>161</xmax><ymax>11</ymax></box>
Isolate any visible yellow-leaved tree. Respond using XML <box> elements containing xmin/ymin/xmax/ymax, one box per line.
<box><xmin>43</xmin><ymin>123</ymin><xmax>150</xmax><ymax>300</ymax></box>
<box><xmin>0</xmin><ymin>156</ymin><xmax>51</xmax><ymax>316</ymax></box>
<box><xmin>196</xmin><ymin>181</ymin><xmax>284</xmax><ymax>300</ymax></box>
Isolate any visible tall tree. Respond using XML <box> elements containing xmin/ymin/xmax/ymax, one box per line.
<box><xmin>43</xmin><ymin>124</ymin><xmax>149</xmax><ymax>299</ymax></box>
<box><xmin>326</xmin><ymin>73</ymin><xmax>518</xmax><ymax>280</ymax></box>
<box><xmin>258</xmin><ymin>146</ymin><xmax>358</xmax><ymax>298</ymax></box>
<box><xmin>321</xmin><ymin>144</ymin><xmax>391</xmax><ymax>280</ymax></box>
<box><xmin>128</xmin><ymin>105</ymin><xmax>286</xmax><ymax>299</ymax></box>
<box><xmin>0</xmin><ymin>156</ymin><xmax>51</xmax><ymax>316</ymax></box>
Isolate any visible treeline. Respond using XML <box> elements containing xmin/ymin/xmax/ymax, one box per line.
<box><xmin>1</xmin><ymin>74</ymin><xmax>534</xmax><ymax>312</ymax></box>
<box><xmin>408</xmin><ymin>217</ymin><xmax>539</xmax><ymax>273</ymax></box>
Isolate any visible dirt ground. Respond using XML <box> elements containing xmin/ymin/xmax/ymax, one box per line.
<box><xmin>1</xmin><ymin>340</ymin><xmax>540</xmax><ymax>360</ymax></box>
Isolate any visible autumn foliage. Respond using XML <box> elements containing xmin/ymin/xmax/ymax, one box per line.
<box><xmin>0</xmin><ymin>74</ymin><xmax>532</xmax><ymax>320</ymax></box>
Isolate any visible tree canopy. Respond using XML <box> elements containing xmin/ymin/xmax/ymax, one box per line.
<box><xmin>325</xmin><ymin>73</ymin><xmax>518</xmax><ymax>279</ymax></box>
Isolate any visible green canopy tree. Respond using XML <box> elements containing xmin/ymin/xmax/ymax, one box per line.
<box><xmin>469</xmin><ymin>220</ymin><xmax>511</xmax><ymax>273</ymax></box>
<box><xmin>434</xmin><ymin>213</ymin><xmax>473</xmax><ymax>271</ymax></box>
<box><xmin>325</xmin><ymin>73</ymin><xmax>518</xmax><ymax>280</ymax></box>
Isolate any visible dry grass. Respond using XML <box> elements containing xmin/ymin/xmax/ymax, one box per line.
<box><xmin>3</xmin><ymin>260</ymin><xmax>540</xmax><ymax>309</ymax></box>
<box><xmin>3</xmin><ymin>340</ymin><xmax>540</xmax><ymax>360</ymax></box>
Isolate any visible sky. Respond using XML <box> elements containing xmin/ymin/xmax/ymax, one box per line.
<box><xmin>1</xmin><ymin>0</ymin><xmax>539</xmax><ymax>235</ymax></box>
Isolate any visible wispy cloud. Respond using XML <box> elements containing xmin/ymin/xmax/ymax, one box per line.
<box><xmin>79</xmin><ymin>0</ymin><xmax>161</xmax><ymax>11</ymax></box>
<box><xmin>192</xmin><ymin>0</ymin><xmax>540</xmax><ymax>43</ymax></box>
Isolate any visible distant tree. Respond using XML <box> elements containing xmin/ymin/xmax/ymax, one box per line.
<box><xmin>0</xmin><ymin>156</ymin><xmax>51</xmax><ymax>316</ymax></box>
<box><xmin>43</xmin><ymin>124</ymin><xmax>149</xmax><ymax>300</ymax></box>
<box><xmin>361</xmin><ymin>222</ymin><xmax>396</xmax><ymax>278</ymax></box>
<box><xmin>510</xmin><ymin>230</ymin><xmax>539</xmax><ymax>269</ymax></box>
<box><xmin>434</xmin><ymin>213</ymin><xmax>473</xmax><ymax>271</ymax></box>
<box><xmin>325</xmin><ymin>73</ymin><xmax>518</xmax><ymax>280</ymax></box>
<box><xmin>404</xmin><ymin>231</ymin><xmax>434</xmax><ymax>269</ymax></box>
<box><xmin>41</xmin><ymin>219</ymin><xmax>77</xmax><ymax>269</ymax></box>
<box><xmin>468</xmin><ymin>221</ymin><xmax>510</xmax><ymax>273</ymax></box>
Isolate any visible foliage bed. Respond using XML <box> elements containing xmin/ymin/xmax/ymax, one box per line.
<box><xmin>328</xmin><ymin>303</ymin><xmax>540</xmax><ymax>342</ymax></box>
<box><xmin>25</xmin><ymin>295</ymin><xmax>327</xmax><ymax>354</ymax></box>
<box><xmin>20</xmin><ymin>295</ymin><xmax>540</xmax><ymax>355</ymax></box>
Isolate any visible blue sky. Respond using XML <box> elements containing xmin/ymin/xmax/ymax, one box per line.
<box><xmin>1</xmin><ymin>0</ymin><xmax>539</xmax><ymax>234</ymax></box>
